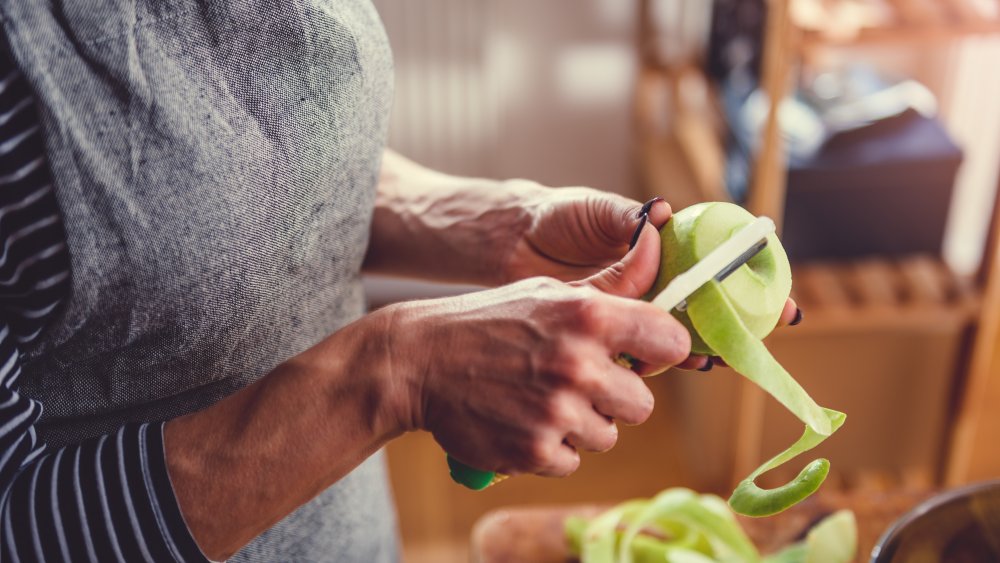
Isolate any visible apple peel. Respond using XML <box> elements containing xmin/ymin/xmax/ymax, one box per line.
<box><xmin>566</xmin><ymin>488</ymin><xmax>858</xmax><ymax>563</ymax></box>
<box><xmin>653</xmin><ymin>202</ymin><xmax>845</xmax><ymax>518</ymax></box>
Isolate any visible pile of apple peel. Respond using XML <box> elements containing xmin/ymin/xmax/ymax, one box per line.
<box><xmin>565</xmin><ymin>488</ymin><xmax>857</xmax><ymax>563</ymax></box>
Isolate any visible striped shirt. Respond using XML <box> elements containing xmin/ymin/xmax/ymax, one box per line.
<box><xmin>0</xmin><ymin>47</ymin><xmax>206</xmax><ymax>561</ymax></box>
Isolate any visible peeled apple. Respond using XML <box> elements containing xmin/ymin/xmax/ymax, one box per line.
<box><xmin>651</xmin><ymin>202</ymin><xmax>792</xmax><ymax>357</ymax></box>
<box><xmin>649</xmin><ymin>202</ymin><xmax>845</xmax><ymax>517</ymax></box>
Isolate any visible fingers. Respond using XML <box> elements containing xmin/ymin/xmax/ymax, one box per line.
<box><xmin>675</xmin><ymin>355</ymin><xmax>713</xmax><ymax>371</ymax></box>
<box><xmin>537</xmin><ymin>380</ymin><xmax>632</xmax><ymax>475</ymax></box>
<box><xmin>423</xmin><ymin>274</ymin><xmax>695</xmax><ymax>481</ymax></box>
<box><xmin>643</xmin><ymin>197</ymin><xmax>671</xmax><ymax>229</ymax></box>
<box><xmin>514</xmin><ymin>354</ymin><xmax>649</xmax><ymax>476</ymax></box>
<box><xmin>577</xmin><ymin>360</ymin><xmax>656</xmax><ymax>426</ymax></box>
<box><xmin>535</xmin><ymin>295</ymin><xmax>801</xmax><ymax>477</ymax></box>
<box><xmin>535</xmin><ymin>358</ymin><xmax>650</xmax><ymax>477</ymax></box>
<box><xmin>524</xmin><ymin>297</ymin><xmax>801</xmax><ymax>478</ymax></box>
<box><xmin>568</xmin><ymin>195</ymin><xmax>674</xmax><ymax>298</ymax></box>
<box><xmin>576</xmin><ymin>223</ymin><xmax>662</xmax><ymax>299</ymax></box>
<box><xmin>597</xmin><ymin>195</ymin><xmax>672</xmax><ymax>248</ymax></box>
<box><xmin>595</xmin><ymin>296</ymin><xmax>691</xmax><ymax>369</ymax></box>
<box><xmin>777</xmin><ymin>298</ymin><xmax>801</xmax><ymax>327</ymax></box>
<box><xmin>563</xmin><ymin>394</ymin><xmax>620</xmax><ymax>452</ymax></box>
<box><xmin>509</xmin><ymin>405</ymin><xmax>611</xmax><ymax>477</ymax></box>
<box><xmin>535</xmin><ymin>440</ymin><xmax>582</xmax><ymax>478</ymax></box>
<box><xmin>555</xmin><ymin>287</ymin><xmax>691</xmax><ymax>371</ymax></box>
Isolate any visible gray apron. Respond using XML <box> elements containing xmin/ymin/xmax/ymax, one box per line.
<box><xmin>0</xmin><ymin>1</ymin><xmax>397</xmax><ymax>560</ymax></box>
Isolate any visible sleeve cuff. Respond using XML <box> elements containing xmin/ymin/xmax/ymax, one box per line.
<box><xmin>139</xmin><ymin>422</ymin><xmax>212</xmax><ymax>563</ymax></box>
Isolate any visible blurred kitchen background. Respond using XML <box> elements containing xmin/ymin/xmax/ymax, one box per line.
<box><xmin>366</xmin><ymin>0</ymin><xmax>1000</xmax><ymax>561</ymax></box>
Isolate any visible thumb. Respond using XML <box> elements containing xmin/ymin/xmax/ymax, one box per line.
<box><xmin>574</xmin><ymin>223</ymin><xmax>662</xmax><ymax>298</ymax></box>
<box><xmin>598</xmin><ymin>196</ymin><xmax>672</xmax><ymax>246</ymax></box>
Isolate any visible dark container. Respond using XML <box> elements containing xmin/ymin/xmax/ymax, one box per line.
<box><xmin>782</xmin><ymin>109</ymin><xmax>962</xmax><ymax>262</ymax></box>
<box><xmin>871</xmin><ymin>480</ymin><xmax>1000</xmax><ymax>562</ymax></box>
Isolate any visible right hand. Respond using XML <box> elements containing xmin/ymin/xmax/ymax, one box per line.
<box><xmin>381</xmin><ymin>224</ymin><xmax>691</xmax><ymax>478</ymax></box>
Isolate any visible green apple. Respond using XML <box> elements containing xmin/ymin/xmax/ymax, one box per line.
<box><xmin>649</xmin><ymin>201</ymin><xmax>791</xmax><ymax>356</ymax></box>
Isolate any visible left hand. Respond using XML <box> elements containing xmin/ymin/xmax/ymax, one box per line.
<box><xmin>502</xmin><ymin>183</ymin><xmax>672</xmax><ymax>286</ymax></box>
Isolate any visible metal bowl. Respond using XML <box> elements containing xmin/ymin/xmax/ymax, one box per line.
<box><xmin>871</xmin><ymin>480</ymin><xmax>1000</xmax><ymax>562</ymax></box>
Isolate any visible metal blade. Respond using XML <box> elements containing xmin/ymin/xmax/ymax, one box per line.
<box><xmin>652</xmin><ymin>216</ymin><xmax>776</xmax><ymax>313</ymax></box>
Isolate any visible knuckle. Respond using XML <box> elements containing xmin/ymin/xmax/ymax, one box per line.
<box><xmin>576</xmin><ymin>367</ymin><xmax>606</xmax><ymax>394</ymax></box>
<box><xmin>545</xmin><ymin>395</ymin><xmax>579</xmax><ymax>429</ymax></box>
<box><xmin>600</xmin><ymin>261</ymin><xmax>639</xmax><ymax>294</ymax></box>
<box><xmin>532</xmin><ymin>276</ymin><xmax>563</xmax><ymax>292</ymax></box>
<box><xmin>573</xmin><ymin>297</ymin><xmax>608</xmax><ymax>334</ymax></box>
<box><xmin>524</xmin><ymin>436</ymin><xmax>554</xmax><ymax>468</ymax></box>
<box><xmin>542</xmin><ymin>342</ymin><xmax>586</xmax><ymax>385</ymax></box>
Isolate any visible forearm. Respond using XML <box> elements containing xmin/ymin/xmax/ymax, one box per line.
<box><xmin>164</xmin><ymin>309</ymin><xmax>404</xmax><ymax>560</ymax></box>
<box><xmin>363</xmin><ymin>150</ymin><xmax>543</xmax><ymax>286</ymax></box>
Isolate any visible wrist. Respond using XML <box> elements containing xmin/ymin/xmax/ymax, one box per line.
<box><xmin>360</xmin><ymin>302</ymin><xmax>429</xmax><ymax>433</ymax></box>
<box><xmin>293</xmin><ymin>306</ymin><xmax>412</xmax><ymax>439</ymax></box>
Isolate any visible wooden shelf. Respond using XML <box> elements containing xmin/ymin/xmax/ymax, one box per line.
<box><xmin>803</xmin><ymin>22</ymin><xmax>1000</xmax><ymax>49</ymax></box>
<box><xmin>634</xmin><ymin>0</ymin><xmax>1000</xmax><ymax>493</ymax></box>
<box><xmin>789</xmin><ymin>255</ymin><xmax>980</xmax><ymax>331</ymax></box>
<box><xmin>797</xmin><ymin>0</ymin><xmax>1000</xmax><ymax>51</ymax></box>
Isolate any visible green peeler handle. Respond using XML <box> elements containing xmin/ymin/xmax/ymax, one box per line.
<box><xmin>446</xmin><ymin>454</ymin><xmax>506</xmax><ymax>490</ymax></box>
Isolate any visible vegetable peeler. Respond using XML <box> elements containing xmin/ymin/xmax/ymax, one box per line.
<box><xmin>447</xmin><ymin>216</ymin><xmax>778</xmax><ymax>490</ymax></box>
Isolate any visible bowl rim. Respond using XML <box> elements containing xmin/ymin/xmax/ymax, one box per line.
<box><xmin>870</xmin><ymin>479</ymin><xmax>1000</xmax><ymax>562</ymax></box>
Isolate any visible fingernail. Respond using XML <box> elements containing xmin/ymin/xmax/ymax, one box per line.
<box><xmin>697</xmin><ymin>358</ymin><xmax>714</xmax><ymax>372</ymax></box>
<box><xmin>628</xmin><ymin>214</ymin><xmax>648</xmax><ymax>250</ymax></box>
<box><xmin>636</xmin><ymin>196</ymin><xmax>664</xmax><ymax>219</ymax></box>
<box><xmin>790</xmin><ymin>308</ymin><xmax>804</xmax><ymax>326</ymax></box>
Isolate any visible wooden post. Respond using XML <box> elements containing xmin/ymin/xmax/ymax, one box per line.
<box><xmin>637</xmin><ymin>0</ymin><xmax>658</xmax><ymax>68</ymax></box>
<box><xmin>945</xmin><ymin>177</ymin><xmax>1000</xmax><ymax>485</ymax></box>
<box><xmin>734</xmin><ymin>0</ymin><xmax>796</xmax><ymax>483</ymax></box>
<box><xmin>746</xmin><ymin>0</ymin><xmax>794</xmax><ymax>226</ymax></box>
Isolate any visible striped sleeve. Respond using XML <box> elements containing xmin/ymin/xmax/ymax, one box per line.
<box><xmin>0</xmin><ymin>50</ymin><xmax>209</xmax><ymax>562</ymax></box>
